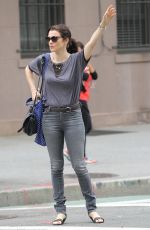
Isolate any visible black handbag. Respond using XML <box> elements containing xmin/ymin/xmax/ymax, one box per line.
<box><xmin>18</xmin><ymin>89</ymin><xmax>42</xmax><ymax>136</ymax></box>
<box><xmin>17</xmin><ymin>98</ymin><xmax>38</xmax><ymax>136</ymax></box>
<box><xmin>18</xmin><ymin>56</ymin><xmax>46</xmax><ymax>136</ymax></box>
<box><xmin>22</xmin><ymin>113</ymin><xmax>37</xmax><ymax>136</ymax></box>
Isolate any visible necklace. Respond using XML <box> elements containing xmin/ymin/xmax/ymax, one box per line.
<box><xmin>53</xmin><ymin>63</ymin><xmax>63</xmax><ymax>76</ymax></box>
<box><xmin>51</xmin><ymin>53</ymin><xmax>70</xmax><ymax>76</ymax></box>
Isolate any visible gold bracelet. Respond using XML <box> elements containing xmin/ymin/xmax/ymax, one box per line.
<box><xmin>99</xmin><ymin>23</ymin><xmax>106</xmax><ymax>29</ymax></box>
<box><xmin>99</xmin><ymin>24</ymin><xmax>106</xmax><ymax>29</ymax></box>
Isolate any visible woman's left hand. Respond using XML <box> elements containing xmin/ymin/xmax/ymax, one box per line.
<box><xmin>100</xmin><ymin>5</ymin><xmax>116</xmax><ymax>28</ymax></box>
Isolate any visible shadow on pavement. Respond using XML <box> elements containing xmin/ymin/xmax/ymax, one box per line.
<box><xmin>89</xmin><ymin>130</ymin><xmax>133</xmax><ymax>136</ymax></box>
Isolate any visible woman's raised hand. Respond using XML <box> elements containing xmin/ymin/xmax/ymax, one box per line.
<box><xmin>100</xmin><ymin>5</ymin><xmax>116</xmax><ymax>29</ymax></box>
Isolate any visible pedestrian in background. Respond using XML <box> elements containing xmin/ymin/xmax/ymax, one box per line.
<box><xmin>64</xmin><ymin>41</ymin><xmax>98</xmax><ymax>164</ymax></box>
<box><xmin>24</xmin><ymin>5</ymin><xmax>116</xmax><ymax>225</ymax></box>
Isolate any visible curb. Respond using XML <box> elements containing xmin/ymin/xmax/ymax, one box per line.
<box><xmin>0</xmin><ymin>177</ymin><xmax>150</xmax><ymax>207</ymax></box>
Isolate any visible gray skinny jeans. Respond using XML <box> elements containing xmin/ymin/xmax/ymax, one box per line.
<box><xmin>42</xmin><ymin>108</ymin><xmax>96</xmax><ymax>214</ymax></box>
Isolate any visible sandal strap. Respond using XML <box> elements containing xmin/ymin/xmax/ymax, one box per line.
<box><xmin>93</xmin><ymin>216</ymin><xmax>104</xmax><ymax>222</ymax></box>
<box><xmin>52</xmin><ymin>213</ymin><xmax>67</xmax><ymax>225</ymax></box>
<box><xmin>53</xmin><ymin>218</ymin><xmax>64</xmax><ymax>223</ymax></box>
<box><xmin>89</xmin><ymin>211</ymin><xmax>104</xmax><ymax>223</ymax></box>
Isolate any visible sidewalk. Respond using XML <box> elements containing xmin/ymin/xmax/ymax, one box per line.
<box><xmin>0</xmin><ymin>123</ymin><xmax>150</xmax><ymax>207</ymax></box>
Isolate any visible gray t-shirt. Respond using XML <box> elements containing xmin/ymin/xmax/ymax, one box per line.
<box><xmin>28</xmin><ymin>51</ymin><xmax>88</xmax><ymax>107</ymax></box>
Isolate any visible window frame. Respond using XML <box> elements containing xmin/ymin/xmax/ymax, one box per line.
<box><xmin>116</xmin><ymin>0</ymin><xmax>150</xmax><ymax>54</ymax></box>
<box><xmin>19</xmin><ymin>0</ymin><xmax>65</xmax><ymax>58</ymax></box>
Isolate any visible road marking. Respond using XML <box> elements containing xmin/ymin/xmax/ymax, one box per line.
<box><xmin>0</xmin><ymin>227</ymin><xmax>149</xmax><ymax>230</ymax></box>
<box><xmin>0</xmin><ymin>196</ymin><xmax>149</xmax><ymax>212</ymax></box>
<box><xmin>0</xmin><ymin>201</ymin><xmax>149</xmax><ymax>212</ymax></box>
<box><xmin>99</xmin><ymin>199</ymin><xmax>150</xmax><ymax>207</ymax></box>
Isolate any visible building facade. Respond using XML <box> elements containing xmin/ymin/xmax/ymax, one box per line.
<box><xmin>1</xmin><ymin>0</ymin><xmax>150</xmax><ymax>135</ymax></box>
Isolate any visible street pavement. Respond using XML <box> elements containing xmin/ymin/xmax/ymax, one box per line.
<box><xmin>0</xmin><ymin>123</ymin><xmax>150</xmax><ymax>207</ymax></box>
<box><xmin>0</xmin><ymin>196</ymin><xmax>150</xmax><ymax>228</ymax></box>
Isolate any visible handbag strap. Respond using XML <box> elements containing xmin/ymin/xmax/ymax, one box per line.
<box><xmin>33</xmin><ymin>54</ymin><xmax>48</xmax><ymax>106</ymax></box>
<box><xmin>39</xmin><ymin>56</ymin><xmax>46</xmax><ymax>95</ymax></box>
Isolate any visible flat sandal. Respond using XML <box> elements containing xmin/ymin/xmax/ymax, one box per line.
<box><xmin>52</xmin><ymin>213</ymin><xmax>67</xmax><ymax>225</ymax></box>
<box><xmin>89</xmin><ymin>211</ymin><xmax>104</xmax><ymax>224</ymax></box>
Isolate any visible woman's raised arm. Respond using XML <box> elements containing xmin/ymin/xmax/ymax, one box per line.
<box><xmin>84</xmin><ymin>5</ymin><xmax>116</xmax><ymax>60</ymax></box>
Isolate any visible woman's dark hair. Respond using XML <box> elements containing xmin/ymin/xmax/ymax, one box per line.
<box><xmin>67</xmin><ymin>38</ymin><xmax>78</xmax><ymax>53</ymax></box>
<box><xmin>47</xmin><ymin>24</ymin><xmax>71</xmax><ymax>40</ymax></box>
<box><xmin>76</xmin><ymin>41</ymin><xmax>84</xmax><ymax>50</ymax></box>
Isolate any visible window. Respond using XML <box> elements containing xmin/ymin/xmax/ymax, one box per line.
<box><xmin>19</xmin><ymin>0</ymin><xmax>65</xmax><ymax>58</ymax></box>
<box><xmin>116</xmin><ymin>0</ymin><xmax>150</xmax><ymax>53</ymax></box>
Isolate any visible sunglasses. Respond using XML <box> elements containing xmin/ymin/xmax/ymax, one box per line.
<box><xmin>45</xmin><ymin>36</ymin><xmax>61</xmax><ymax>43</ymax></box>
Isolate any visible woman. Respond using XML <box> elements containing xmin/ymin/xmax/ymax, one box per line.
<box><xmin>25</xmin><ymin>5</ymin><xmax>116</xmax><ymax>225</ymax></box>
